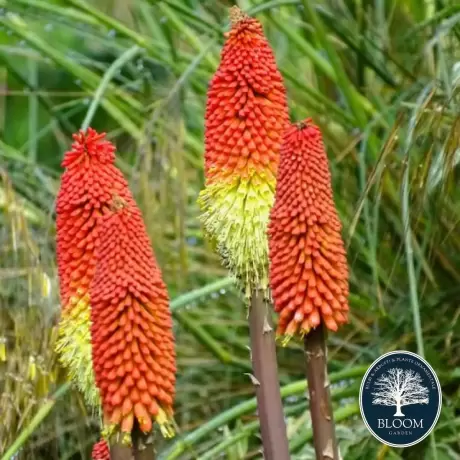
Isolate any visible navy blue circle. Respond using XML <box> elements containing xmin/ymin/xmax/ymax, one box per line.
<box><xmin>359</xmin><ymin>351</ymin><xmax>441</xmax><ymax>447</ymax></box>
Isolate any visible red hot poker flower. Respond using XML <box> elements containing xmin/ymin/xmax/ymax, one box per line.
<box><xmin>198</xmin><ymin>6</ymin><xmax>288</xmax><ymax>297</ymax></box>
<box><xmin>91</xmin><ymin>197</ymin><xmax>176</xmax><ymax>442</ymax></box>
<box><xmin>55</xmin><ymin>128</ymin><xmax>134</xmax><ymax>407</ymax></box>
<box><xmin>269</xmin><ymin>120</ymin><xmax>349</xmax><ymax>340</ymax></box>
<box><xmin>92</xmin><ymin>439</ymin><xmax>110</xmax><ymax>460</ymax></box>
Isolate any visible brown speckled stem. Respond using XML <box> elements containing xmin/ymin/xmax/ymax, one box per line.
<box><xmin>249</xmin><ymin>290</ymin><xmax>290</xmax><ymax>460</ymax></box>
<box><xmin>304</xmin><ymin>324</ymin><xmax>339</xmax><ymax>460</ymax></box>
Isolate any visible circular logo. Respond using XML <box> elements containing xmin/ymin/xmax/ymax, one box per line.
<box><xmin>359</xmin><ymin>350</ymin><xmax>442</xmax><ymax>448</ymax></box>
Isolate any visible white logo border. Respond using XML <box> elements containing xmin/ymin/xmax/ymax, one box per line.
<box><xmin>359</xmin><ymin>350</ymin><xmax>442</xmax><ymax>448</ymax></box>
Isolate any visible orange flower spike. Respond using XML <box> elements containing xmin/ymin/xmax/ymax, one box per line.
<box><xmin>91</xmin><ymin>198</ymin><xmax>176</xmax><ymax>443</ymax></box>
<box><xmin>92</xmin><ymin>439</ymin><xmax>110</xmax><ymax>460</ymax></box>
<box><xmin>199</xmin><ymin>6</ymin><xmax>288</xmax><ymax>297</ymax></box>
<box><xmin>269</xmin><ymin>120</ymin><xmax>349</xmax><ymax>343</ymax></box>
<box><xmin>55</xmin><ymin>128</ymin><xmax>134</xmax><ymax>408</ymax></box>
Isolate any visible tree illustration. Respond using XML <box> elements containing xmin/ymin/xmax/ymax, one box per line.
<box><xmin>371</xmin><ymin>368</ymin><xmax>429</xmax><ymax>417</ymax></box>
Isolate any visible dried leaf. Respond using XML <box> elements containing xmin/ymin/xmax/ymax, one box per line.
<box><xmin>322</xmin><ymin>439</ymin><xmax>334</xmax><ymax>459</ymax></box>
<box><xmin>244</xmin><ymin>373</ymin><xmax>260</xmax><ymax>386</ymax></box>
<box><xmin>320</xmin><ymin>399</ymin><xmax>331</xmax><ymax>421</ymax></box>
<box><xmin>263</xmin><ymin>315</ymin><xmax>273</xmax><ymax>333</ymax></box>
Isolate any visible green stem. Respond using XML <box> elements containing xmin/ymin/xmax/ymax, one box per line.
<box><xmin>424</xmin><ymin>0</ymin><xmax>437</xmax><ymax>76</ymax></box>
<box><xmin>170</xmin><ymin>277</ymin><xmax>234</xmax><ymax>311</ymax></box>
<box><xmin>289</xmin><ymin>403</ymin><xmax>360</xmax><ymax>454</ymax></box>
<box><xmin>401</xmin><ymin>86</ymin><xmax>438</xmax><ymax>459</ymax></box>
<box><xmin>401</xmin><ymin>87</ymin><xmax>433</xmax><ymax>358</ymax></box>
<box><xmin>81</xmin><ymin>45</ymin><xmax>143</xmax><ymax>132</ymax></box>
<box><xmin>0</xmin><ymin>383</ymin><xmax>71</xmax><ymax>460</ymax></box>
<box><xmin>28</xmin><ymin>58</ymin><xmax>38</xmax><ymax>162</ymax></box>
<box><xmin>174</xmin><ymin>310</ymin><xmax>251</xmax><ymax>371</ymax></box>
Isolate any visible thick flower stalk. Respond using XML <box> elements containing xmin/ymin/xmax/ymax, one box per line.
<box><xmin>55</xmin><ymin>128</ymin><xmax>133</xmax><ymax>408</ymax></box>
<box><xmin>198</xmin><ymin>6</ymin><xmax>288</xmax><ymax>297</ymax></box>
<box><xmin>269</xmin><ymin>120</ymin><xmax>349</xmax><ymax>340</ymax></box>
<box><xmin>92</xmin><ymin>439</ymin><xmax>110</xmax><ymax>460</ymax></box>
<box><xmin>91</xmin><ymin>196</ymin><xmax>176</xmax><ymax>444</ymax></box>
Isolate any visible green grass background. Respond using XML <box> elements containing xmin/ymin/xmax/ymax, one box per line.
<box><xmin>0</xmin><ymin>0</ymin><xmax>459</xmax><ymax>459</ymax></box>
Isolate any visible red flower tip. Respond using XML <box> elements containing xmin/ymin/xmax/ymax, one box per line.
<box><xmin>62</xmin><ymin>127</ymin><xmax>116</xmax><ymax>168</ymax></box>
<box><xmin>56</xmin><ymin>128</ymin><xmax>133</xmax><ymax>309</ymax></box>
<box><xmin>269</xmin><ymin>120</ymin><xmax>349</xmax><ymax>339</ymax></box>
<box><xmin>283</xmin><ymin>118</ymin><xmax>322</xmax><ymax>150</ymax></box>
<box><xmin>204</xmin><ymin>9</ymin><xmax>288</xmax><ymax>183</ymax></box>
<box><xmin>227</xmin><ymin>6</ymin><xmax>262</xmax><ymax>35</ymax></box>
<box><xmin>92</xmin><ymin>439</ymin><xmax>110</xmax><ymax>460</ymax></box>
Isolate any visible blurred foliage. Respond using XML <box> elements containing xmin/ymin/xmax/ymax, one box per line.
<box><xmin>1</xmin><ymin>0</ymin><xmax>460</xmax><ymax>459</ymax></box>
